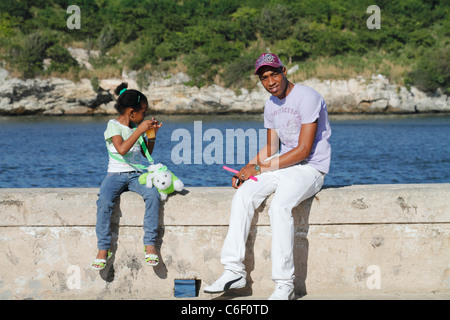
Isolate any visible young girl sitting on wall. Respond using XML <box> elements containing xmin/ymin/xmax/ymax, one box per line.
<box><xmin>91</xmin><ymin>82</ymin><xmax>162</xmax><ymax>270</ymax></box>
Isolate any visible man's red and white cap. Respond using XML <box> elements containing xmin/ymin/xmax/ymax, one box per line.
<box><xmin>254</xmin><ymin>53</ymin><xmax>284</xmax><ymax>75</ymax></box>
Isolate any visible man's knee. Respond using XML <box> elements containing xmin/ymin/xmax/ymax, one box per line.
<box><xmin>232</xmin><ymin>184</ymin><xmax>254</xmax><ymax>206</ymax></box>
<box><xmin>232</xmin><ymin>183</ymin><xmax>267</xmax><ymax>212</ymax></box>
<box><xmin>268</xmin><ymin>198</ymin><xmax>296</xmax><ymax>217</ymax></box>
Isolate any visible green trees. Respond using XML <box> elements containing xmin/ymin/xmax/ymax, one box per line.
<box><xmin>1</xmin><ymin>0</ymin><xmax>448</xmax><ymax>93</ymax></box>
<box><xmin>7</xmin><ymin>31</ymin><xmax>77</xmax><ymax>78</ymax></box>
<box><xmin>407</xmin><ymin>46</ymin><xmax>450</xmax><ymax>94</ymax></box>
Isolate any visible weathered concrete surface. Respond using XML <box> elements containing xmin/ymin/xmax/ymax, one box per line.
<box><xmin>0</xmin><ymin>185</ymin><xmax>449</xmax><ymax>300</ymax></box>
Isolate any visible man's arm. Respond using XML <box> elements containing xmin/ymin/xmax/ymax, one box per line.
<box><xmin>261</xmin><ymin>120</ymin><xmax>318</xmax><ymax>172</ymax></box>
<box><xmin>234</xmin><ymin>121</ymin><xmax>318</xmax><ymax>187</ymax></box>
<box><xmin>232</xmin><ymin>128</ymin><xmax>278</xmax><ymax>189</ymax></box>
<box><xmin>254</xmin><ymin>128</ymin><xmax>279</xmax><ymax>165</ymax></box>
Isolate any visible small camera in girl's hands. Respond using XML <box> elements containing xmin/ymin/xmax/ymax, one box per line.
<box><xmin>138</xmin><ymin>163</ymin><xmax>185</xmax><ymax>201</ymax></box>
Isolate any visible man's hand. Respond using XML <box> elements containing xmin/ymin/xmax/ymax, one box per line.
<box><xmin>231</xmin><ymin>164</ymin><xmax>257</xmax><ymax>189</ymax></box>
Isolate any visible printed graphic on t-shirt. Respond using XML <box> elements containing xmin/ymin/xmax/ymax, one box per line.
<box><xmin>263</xmin><ymin>84</ymin><xmax>332</xmax><ymax>174</ymax></box>
<box><xmin>277</xmin><ymin>115</ymin><xmax>301</xmax><ymax>148</ymax></box>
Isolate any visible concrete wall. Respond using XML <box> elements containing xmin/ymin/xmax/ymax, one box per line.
<box><xmin>0</xmin><ymin>184</ymin><xmax>449</xmax><ymax>300</ymax></box>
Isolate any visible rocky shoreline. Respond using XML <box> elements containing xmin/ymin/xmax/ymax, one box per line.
<box><xmin>0</xmin><ymin>67</ymin><xmax>448</xmax><ymax>116</ymax></box>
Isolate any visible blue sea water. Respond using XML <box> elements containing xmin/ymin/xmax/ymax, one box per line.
<box><xmin>0</xmin><ymin>114</ymin><xmax>449</xmax><ymax>188</ymax></box>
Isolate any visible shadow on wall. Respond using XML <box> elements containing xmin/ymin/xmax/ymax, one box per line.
<box><xmin>292</xmin><ymin>197</ymin><xmax>314</xmax><ymax>297</ymax></box>
<box><xmin>211</xmin><ymin>196</ymin><xmax>315</xmax><ymax>300</ymax></box>
<box><xmin>96</xmin><ymin>190</ymin><xmax>314</xmax><ymax>298</ymax></box>
<box><xmin>97</xmin><ymin>195</ymin><xmax>171</xmax><ymax>283</ymax></box>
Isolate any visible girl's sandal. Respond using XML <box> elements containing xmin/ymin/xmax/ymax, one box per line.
<box><xmin>144</xmin><ymin>247</ymin><xmax>159</xmax><ymax>266</ymax></box>
<box><xmin>91</xmin><ymin>250</ymin><xmax>112</xmax><ymax>271</ymax></box>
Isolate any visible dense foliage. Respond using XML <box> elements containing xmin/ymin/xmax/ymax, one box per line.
<box><xmin>0</xmin><ymin>0</ymin><xmax>448</xmax><ymax>93</ymax></box>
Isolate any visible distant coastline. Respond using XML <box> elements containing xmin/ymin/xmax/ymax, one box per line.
<box><xmin>0</xmin><ymin>67</ymin><xmax>448</xmax><ymax>116</ymax></box>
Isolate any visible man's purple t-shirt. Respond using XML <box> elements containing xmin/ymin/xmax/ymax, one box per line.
<box><xmin>263</xmin><ymin>84</ymin><xmax>332</xmax><ymax>174</ymax></box>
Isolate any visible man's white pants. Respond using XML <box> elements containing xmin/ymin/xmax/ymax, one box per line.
<box><xmin>220</xmin><ymin>162</ymin><xmax>325</xmax><ymax>288</ymax></box>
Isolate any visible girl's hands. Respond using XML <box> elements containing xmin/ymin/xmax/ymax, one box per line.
<box><xmin>137</xmin><ymin>117</ymin><xmax>163</xmax><ymax>135</ymax></box>
<box><xmin>137</xmin><ymin>120</ymin><xmax>153</xmax><ymax>134</ymax></box>
<box><xmin>150</xmin><ymin>117</ymin><xmax>163</xmax><ymax>135</ymax></box>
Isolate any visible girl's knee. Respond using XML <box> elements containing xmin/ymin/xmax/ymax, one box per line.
<box><xmin>96</xmin><ymin>194</ymin><xmax>114</xmax><ymax>211</ymax></box>
<box><xmin>143</xmin><ymin>187</ymin><xmax>160</xmax><ymax>201</ymax></box>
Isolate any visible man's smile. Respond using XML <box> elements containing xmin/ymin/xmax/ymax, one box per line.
<box><xmin>269</xmin><ymin>85</ymin><xmax>279</xmax><ymax>93</ymax></box>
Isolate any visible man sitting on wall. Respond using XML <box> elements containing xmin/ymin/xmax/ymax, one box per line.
<box><xmin>204</xmin><ymin>53</ymin><xmax>332</xmax><ymax>300</ymax></box>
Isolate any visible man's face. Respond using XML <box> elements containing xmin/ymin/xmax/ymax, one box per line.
<box><xmin>257</xmin><ymin>66</ymin><xmax>288</xmax><ymax>99</ymax></box>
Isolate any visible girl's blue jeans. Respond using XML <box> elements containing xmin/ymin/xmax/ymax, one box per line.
<box><xmin>96</xmin><ymin>171</ymin><xmax>160</xmax><ymax>250</ymax></box>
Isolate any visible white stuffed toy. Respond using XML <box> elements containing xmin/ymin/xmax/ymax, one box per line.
<box><xmin>139</xmin><ymin>163</ymin><xmax>184</xmax><ymax>201</ymax></box>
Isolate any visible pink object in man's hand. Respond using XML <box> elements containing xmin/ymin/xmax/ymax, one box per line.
<box><xmin>223</xmin><ymin>166</ymin><xmax>258</xmax><ymax>181</ymax></box>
